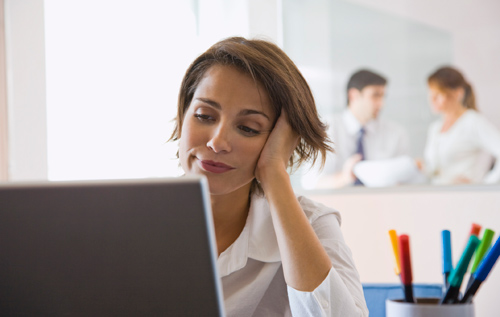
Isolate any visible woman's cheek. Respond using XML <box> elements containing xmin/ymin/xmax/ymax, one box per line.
<box><xmin>250</xmin><ymin>139</ymin><xmax>268</xmax><ymax>165</ymax></box>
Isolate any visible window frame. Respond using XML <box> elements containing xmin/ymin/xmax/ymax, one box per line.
<box><xmin>0</xmin><ymin>0</ymin><xmax>8</xmax><ymax>181</ymax></box>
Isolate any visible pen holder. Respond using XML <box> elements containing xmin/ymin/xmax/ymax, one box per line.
<box><xmin>386</xmin><ymin>298</ymin><xmax>475</xmax><ymax>317</ymax></box>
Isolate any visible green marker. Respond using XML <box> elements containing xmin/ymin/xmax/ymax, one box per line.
<box><xmin>471</xmin><ymin>229</ymin><xmax>495</xmax><ymax>273</ymax></box>
<box><xmin>465</xmin><ymin>229</ymin><xmax>495</xmax><ymax>290</ymax></box>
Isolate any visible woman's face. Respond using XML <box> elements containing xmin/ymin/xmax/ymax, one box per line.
<box><xmin>179</xmin><ymin>65</ymin><xmax>275</xmax><ymax>196</ymax></box>
<box><xmin>428</xmin><ymin>84</ymin><xmax>462</xmax><ymax>114</ymax></box>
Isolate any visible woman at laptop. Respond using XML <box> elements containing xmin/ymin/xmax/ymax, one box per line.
<box><xmin>170</xmin><ymin>37</ymin><xmax>368</xmax><ymax>316</ymax></box>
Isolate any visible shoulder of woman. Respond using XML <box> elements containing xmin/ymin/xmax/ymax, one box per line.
<box><xmin>466</xmin><ymin>109</ymin><xmax>488</xmax><ymax>121</ymax></box>
<box><xmin>296</xmin><ymin>195</ymin><xmax>342</xmax><ymax>225</ymax></box>
<box><xmin>462</xmin><ymin>110</ymin><xmax>494</xmax><ymax>127</ymax></box>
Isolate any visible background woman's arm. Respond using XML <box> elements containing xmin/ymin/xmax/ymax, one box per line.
<box><xmin>476</xmin><ymin>114</ymin><xmax>500</xmax><ymax>183</ymax></box>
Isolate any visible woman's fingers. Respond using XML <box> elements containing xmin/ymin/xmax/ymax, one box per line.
<box><xmin>256</xmin><ymin>111</ymin><xmax>299</xmax><ymax>181</ymax></box>
<box><xmin>267</xmin><ymin>112</ymin><xmax>299</xmax><ymax>163</ymax></box>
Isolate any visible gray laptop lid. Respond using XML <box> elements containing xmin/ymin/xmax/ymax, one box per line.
<box><xmin>0</xmin><ymin>176</ymin><xmax>225</xmax><ymax>316</ymax></box>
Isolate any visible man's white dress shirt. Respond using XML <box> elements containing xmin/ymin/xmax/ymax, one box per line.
<box><xmin>324</xmin><ymin>109</ymin><xmax>410</xmax><ymax>175</ymax></box>
<box><xmin>218</xmin><ymin>193</ymin><xmax>368</xmax><ymax>317</ymax></box>
<box><xmin>424</xmin><ymin>109</ymin><xmax>500</xmax><ymax>184</ymax></box>
<box><xmin>301</xmin><ymin>109</ymin><xmax>410</xmax><ymax>189</ymax></box>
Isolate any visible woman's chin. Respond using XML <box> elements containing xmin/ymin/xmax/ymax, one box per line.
<box><xmin>206</xmin><ymin>179</ymin><xmax>254</xmax><ymax>197</ymax></box>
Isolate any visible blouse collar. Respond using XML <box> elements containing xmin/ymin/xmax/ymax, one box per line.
<box><xmin>217</xmin><ymin>193</ymin><xmax>281</xmax><ymax>277</ymax></box>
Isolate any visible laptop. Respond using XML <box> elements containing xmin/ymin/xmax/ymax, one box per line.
<box><xmin>0</xmin><ymin>176</ymin><xmax>225</xmax><ymax>316</ymax></box>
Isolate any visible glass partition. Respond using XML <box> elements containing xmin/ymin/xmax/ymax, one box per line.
<box><xmin>283</xmin><ymin>0</ymin><xmax>500</xmax><ymax>191</ymax></box>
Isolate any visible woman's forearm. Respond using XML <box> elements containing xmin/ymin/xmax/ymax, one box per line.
<box><xmin>260</xmin><ymin>167</ymin><xmax>332</xmax><ymax>291</ymax></box>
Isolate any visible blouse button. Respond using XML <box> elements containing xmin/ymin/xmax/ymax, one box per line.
<box><xmin>321</xmin><ymin>299</ymin><xmax>329</xmax><ymax>308</ymax></box>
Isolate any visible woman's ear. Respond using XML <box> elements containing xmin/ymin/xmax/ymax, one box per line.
<box><xmin>454</xmin><ymin>87</ymin><xmax>465</xmax><ymax>103</ymax></box>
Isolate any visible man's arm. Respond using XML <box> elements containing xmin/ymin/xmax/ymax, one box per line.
<box><xmin>316</xmin><ymin>154</ymin><xmax>362</xmax><ymax>188</ymax></box>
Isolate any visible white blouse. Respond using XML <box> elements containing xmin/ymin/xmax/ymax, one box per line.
<box><xmin>424</xmin><ymin>110</ymin><xmax>500</xmax><ymax>184</ymax></box>
<box><xmin>218</xmin><ymin>194</ymin><xmax>368</xmax><ymax>317</ymax></box>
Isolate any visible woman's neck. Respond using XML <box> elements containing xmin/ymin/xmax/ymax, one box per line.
<box><xmin>441</xmin><ymin>104</ymin><xmax>467</xmax><ymax>132</ymax></box>
<box><xmin>210</xmin><ymin>184</ymin><xmax>252</xmax><ymax>256</ymax></box>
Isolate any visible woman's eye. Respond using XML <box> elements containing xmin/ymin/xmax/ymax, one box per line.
<box><xmin>238</xmin><ymin>125</ymin><xmax>260</xmax><ymax>136</ymax></box>
<box><xmin>194</xmin><ymin>114</ymin><xmax>213</xmax><ymax>122</ymax></box>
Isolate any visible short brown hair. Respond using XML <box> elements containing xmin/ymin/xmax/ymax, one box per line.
<box><xmin>170</xmin><ymin>37</ymin><xmax>332</xmax><ymax>172</ymax></box>
<box><xmin>346</xmin><ymin>69</ymin><xmax>387</xmax><ymax>105</ymax></box>
<box><xmin>428</xmin><ymin>66</ymin><xmax>477</xmax><ymax>110</ymax></box>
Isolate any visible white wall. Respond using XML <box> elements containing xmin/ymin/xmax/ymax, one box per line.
<box><xmin>197</xmin><ymin>0</ymin><xmax>281</xmax><ymax>47</ymax></box>
<box><xmin>310</xmin><ymin>186</ymin><xmax>500</xmax><ymax>317</ymax></box>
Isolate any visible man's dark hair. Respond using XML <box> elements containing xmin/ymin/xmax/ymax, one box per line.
<box><xmin>346</xmin><ymin>69</ymin><xmax>387</xmax><ymax>105</ymax></box>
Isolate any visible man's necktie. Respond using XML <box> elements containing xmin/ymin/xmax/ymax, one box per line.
<box><xmin>354</xmin><ymin>127</ymin><xmax>365</xmax><ymax>185</ymax></box>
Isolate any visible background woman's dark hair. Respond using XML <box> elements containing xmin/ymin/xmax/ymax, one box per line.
<box><xmin>428</xmin><ymin>66</ymin><xmax>477</xmax><ymax>110</ymax></box>
<box><xmin>170</xmin><ymin>37</ymin><xmax>332</xmax><ymax>191</ymax></box>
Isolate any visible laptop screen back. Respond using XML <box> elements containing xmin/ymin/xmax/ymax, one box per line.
<box><xmin>0</xmin><ymin>177</ymin><xmax>225</xmax><ymax>316</ymax></box>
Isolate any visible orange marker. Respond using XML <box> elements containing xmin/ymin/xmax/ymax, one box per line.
<box><xmin>388</xmin><ymin>230</ymin><xmax>401</xmax><ymax>276</ymax></box>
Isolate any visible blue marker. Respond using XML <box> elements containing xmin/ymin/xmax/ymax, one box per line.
<box><xmin>460</xmin><ymin>234</ymin><xmax>500</xmax><ymax>303</ymax></box>
<box><xmin>441</xmin><ymin>230</ymin><xmax>453</xmax><ymax>293</ymax></box>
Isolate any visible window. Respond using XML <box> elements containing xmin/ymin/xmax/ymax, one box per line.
<box><xmin>44</xmin><ymin>0</ymin><xmax>198</xmax><ymax>180</ymax></box>
<box><xmin>5</xmin><ymin>0</ymin><xmax>280</xmax><ymax>181</ymax></box>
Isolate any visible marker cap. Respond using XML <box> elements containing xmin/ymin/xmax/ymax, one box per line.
<box><xmin>389</xmin><ymin>230</ymin><xmax>401</xmax><ymax>275</ymax></box>
<box><xmin>470</xmin><ymin>223</ymin><xmax>482</xmax><ymax>237</ymax></box>
<box><xmin>442</xmin><ymin>230</ymin><xmax>452</xmax><ymax>273</ymax></box>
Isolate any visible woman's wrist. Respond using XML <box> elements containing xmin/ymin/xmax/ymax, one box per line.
<box><xmin>256</xmin><ymin>163</ymin><xmax>289</xmax><ymax>193</ymax></box>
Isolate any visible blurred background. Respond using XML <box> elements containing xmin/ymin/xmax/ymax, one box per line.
<box><xmin>2</xmin><ymin>0</ymin><xmax>499</xmax><ymax>187</ymax></box>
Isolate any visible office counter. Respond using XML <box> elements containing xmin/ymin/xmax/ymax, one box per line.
<box><xmin>308</xmin><ymin>185</ymin><xmax>500</xmax><ymax>317</ymax></box>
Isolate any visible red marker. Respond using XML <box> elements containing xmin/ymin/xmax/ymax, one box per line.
<box><xmin>470</xmin><ymin>223</ymin><xmax>482</xmax><ymax>237</ymax></box>
<box><xmin>398</xmin><ymin>234</ymin><xmax>415</xmax><ymax>303</ymax></box>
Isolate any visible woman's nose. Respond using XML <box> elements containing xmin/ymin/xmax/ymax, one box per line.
<box><xmin>206</xmin><ymin>124</ymin><xmax>232</xmax><ymax>153</ymax></box>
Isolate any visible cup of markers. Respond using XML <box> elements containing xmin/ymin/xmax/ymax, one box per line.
<box><xmin>385</xmin><ymin>224</ymin><xmax>500</xmax><ymax>317</ymax></box>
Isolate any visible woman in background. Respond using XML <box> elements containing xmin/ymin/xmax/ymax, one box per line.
<box><xmin>424</xmin><ymin>66</ymin><xmax>500</xmax><ymax>184</ymax></box>
<box><xmin>170</xmin><ymin>37</ymin><xmax>368</xmax><ymax>316</ymax></box>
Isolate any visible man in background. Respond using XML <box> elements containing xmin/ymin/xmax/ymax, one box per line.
<box><xmin>317</xmin><ymin>69</ymin><xmax>410</xmax><ymax>188</ymax></box>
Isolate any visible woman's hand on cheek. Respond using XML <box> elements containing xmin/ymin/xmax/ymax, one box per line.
<box><xmin>255</xmin><ymin>112</ymin><xmax>299</xmax><ymax>185</ymax></box>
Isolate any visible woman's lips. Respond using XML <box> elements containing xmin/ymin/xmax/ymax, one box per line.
<box><xmin>197</xmin><ymin>159</ymin><xmax>235</xmax><ymax>174</ymax></box>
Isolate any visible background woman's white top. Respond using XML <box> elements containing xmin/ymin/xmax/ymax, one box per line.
<box><xmin>424</xmin><ymin>110</ymin><xmax>500</xmax><ymax>184</ymax></box>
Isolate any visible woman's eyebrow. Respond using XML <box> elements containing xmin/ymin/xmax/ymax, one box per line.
<box><xmin>239</xmin><ymin>109</ymin><xmax>270</xmax><ymax>121</ymax></box>
<box><xmin>196</xmin><ymin>98</ymin><xmax>221</xmax><ymax>109</ymax></box>
<box><xmin>195</xmin><ymin>98</ymin><xmax>270</xmax><ymax>121</ymax></box>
